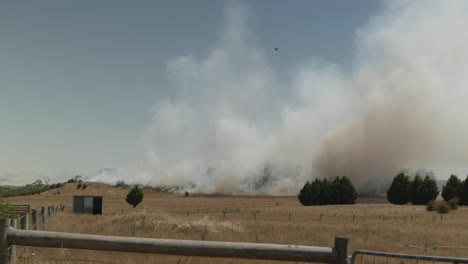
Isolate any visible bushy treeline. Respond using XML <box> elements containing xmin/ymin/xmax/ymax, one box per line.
<box><xmin>441</xmin><ymin>174</ymin><xmax>468</xmax><ymax>205</ymax></box>
<box><xmin>387</xmin><ymin>173</ymin><xmax>439</xmax><ymax>205</ymax></box>
<box><xmin>298</xmin><ymin>176</ymin><xmax>358</xmax><ymax>206</ymax></box>
<box><xmin>387</xmin><ymin>172</ymin><xmax>468</xmax><ymax>206</ymax></box>
<box><xmin>0</xmin><ymin>180</ymin><xmax>64</xmax><ymax>198</ymax></box>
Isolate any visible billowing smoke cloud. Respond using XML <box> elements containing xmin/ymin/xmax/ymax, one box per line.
<box><xmin>92</xmin><ymin>1</ymin><xmax>468</xmax><ymax>194</ymax></box>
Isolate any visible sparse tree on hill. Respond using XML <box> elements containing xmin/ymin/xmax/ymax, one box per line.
<box><xmin>76</xmin><ymin>182</ymin><xmax>82</xmax><ymax>189</ymax></box>
<box><xmin>126</xmin><ymin>185</ymin><xmax>144</xmax><ymax>208</ymax></box>
<box><xmin>82</xmin><ymin>183</ymin><xmax>88</xmax><ymax>190</ymax></box>
<box><xmin>442</xmin><ymin>175</ymin><xmax>461</xmax><ymax>201</ymax></box>
<box><xmin>387</xmin><ymin>172</ymin><xmax>410</xmax><ymax>205</ymax></box>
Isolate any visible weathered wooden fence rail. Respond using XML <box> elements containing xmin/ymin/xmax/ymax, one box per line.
<box><xmin>0</xmin><ymin>218</ymin><xmax>349</xmax><ymax>264</ymax></box>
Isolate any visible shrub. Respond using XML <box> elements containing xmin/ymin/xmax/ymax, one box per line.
<box><xmin>115</xmin><ymin>180</ymin><xmax>126</xmax><ymax>187</ymax></box>
<box><xmin>184</xmin><ymin>191</ymin><xmax>190</xmax><ymax>197</ymax></box>
<box><xmin>76</xmin><ymin>182</ymin><xmax>82</xmax><ymax>189</ymax></box>
<box><xmin>448</xmin><ymin>197</ymin><xmax>459</xmax><ymax>210</ymax></box>
<box><xmin>82</xmin><ymin>183</ymin><xmax>88</xmax><ymax>190</ymax></box>
<box><xmin>436</xmin><ymin>201</ymin><xmax>450</xmax><ymax>214</ymax></box>
<box><xmin>387</xmin><ymin>172</ymin><xmax>411</xmax><ymax>205</ymax></box>
<box><xmin>426</xmin><ymin>200</ymin><xmax>435</xmax><ymax>211</ymax></box>
<box><xmin>442</xmin><ymin>175</ymin><xmax>461</xmax><ymax>201</ymax></box>
<box><xmin>126</xmin><ymin>185</ymin><xmax>144</xmax><ymax>208</ymax></box>
<box><xmin>0</xmin><ymin>200</ymin><xmax>18</xmax><ymax>219</ymax></box>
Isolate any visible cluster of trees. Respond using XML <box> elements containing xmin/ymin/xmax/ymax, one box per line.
<box><xmin>0</xmin><ymin>179</ymin><xmax>64</xmax><ymax>198</ymax></box>
<box><xmin>441</xmin><ymin>175</ymin><xmax>468</xmax><ymax>205</ymax></box>
<box><xmin>298</xmin><ymin>176</ymin><xmax>358</xmax><ymax>206</ymax></box>
<box><xmin>76</xmin><ymin>182</ymin><xmax>88</xmax><ymax>190</ymax></box>
<box><xmin>387</xmin><ymin>172</ymin><xmax>468</xmax><ymax>206</ymax></box>
<box><xmin>387</xmin><ymin>173</ymin><xmax>439</xmax><ymax>205</ymax></box>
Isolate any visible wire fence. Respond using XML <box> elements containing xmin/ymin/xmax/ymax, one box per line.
<box><xmin>351</xmin><ymin>250</ymin><xmax>468</xmax><ymax>264</ymax></box>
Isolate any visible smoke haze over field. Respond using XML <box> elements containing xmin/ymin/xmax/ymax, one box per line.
<box><xmin>92</xmin><ymin>1</ymin><xmax>468</xmax><ymax>194</ymax></box>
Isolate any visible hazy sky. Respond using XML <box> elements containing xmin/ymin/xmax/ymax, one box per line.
<box><xmin>1</xmin><ymin>1</ymin><xmax>382</xmax><ymax>184</ymax></box>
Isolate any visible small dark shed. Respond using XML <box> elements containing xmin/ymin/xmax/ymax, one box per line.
<box><xmin>73</xmin><ymin>195</ymin><xmax>103</xmax><ymax>215</ymax></box>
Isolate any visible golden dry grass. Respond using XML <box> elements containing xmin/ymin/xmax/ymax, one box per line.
<box><xmin>5</xmin><ymin>182</ymin><xmax>468</xmax><ymax>263</ymax></box>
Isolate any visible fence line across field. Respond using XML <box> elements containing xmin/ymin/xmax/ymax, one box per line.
<box><xmin>2</xmin><ymin>204</ymin><xmax>468</xmax><ymax>264</ymax></box>
<box><xmin>351</xmin><ymin>250</ymin><xmax>468</xmax><ymax>264</ymax></box>
<box><xmin>0</xmin><ymin>217</ymin><xmax>349</xmax><ymax>264</ymax></box>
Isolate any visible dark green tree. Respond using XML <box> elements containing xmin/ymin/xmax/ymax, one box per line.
<box><xmin>317</xmin><ymin>178</ymin><xmax>332</xmax><ymax>205</ymax></box>
<box><xmin>298</xmin><ymin>180</ymin><xmax>325</xmax><ymax>206</ymax></box>
<box><xmin>409</xmin><ymin>174</ymin><xmax>424</xmax><ymax>205</ymax></box>
<box><xmin>126</xmin><ymin>185</ymin><xmax>144</xmax><ymax>208</ymax></box>
<box><xmin>442</xmin><ymin>175</ymin><xmax>461</xmax><ymax>201</ymax></box>
<box><xmin>336</xmin><ymin>176</ymin><xmax>358</xmax><ymax>204</ymax></box>
<box><xmin>419</xmin><ymin>175</ymin><xmax>439</xmax><ymax>205</ymax></box>
<box><xmin>458</xmin><ymin>176</ymin><xmax>468</xmax><ymax>206</ymax></box>
<box><xmin>298</xmin><ymin>177</ymin><xmax>357</xmax><ymax>206</ymax></box>
<box><xmin>328</xmin><ymin>176</ymin><xmax>358</xmax><ymax>204</ymax></box>
<box><xmin>298</xmin><ymin>181</ymin><xmax>313</xmax><ymax>206</ymax></box>
<box><xmin>387</xmin><ymin>172</ymin><xmax>411</xmax><ymax>205</ymax></box>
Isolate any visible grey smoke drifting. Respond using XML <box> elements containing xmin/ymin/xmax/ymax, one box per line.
<box><xmin>93</xmin><ymin>1</ymin><xmax>468</xmax><ymax>194</ymax></box>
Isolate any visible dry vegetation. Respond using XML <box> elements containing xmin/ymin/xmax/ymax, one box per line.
<box><xmin>5</xmin><ymin>182</ymin><xmax>468</xmax><ymax>263</ymax></box>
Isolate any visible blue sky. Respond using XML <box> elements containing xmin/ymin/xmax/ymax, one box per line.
<box><xmin>1</xmin><ymin>1</ymin><xmax>383</xmax><ymax>184</ymax></box>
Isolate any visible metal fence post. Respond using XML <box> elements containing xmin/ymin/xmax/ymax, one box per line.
<box><xmin>0</xmin><ymin>218</ymin><xmax>10</xmax><ymax>264</ymax></box>
<box><xmin>334</xmin><ymin>237</ymin><xmax>349</xmax><ymax>264</ymax></box>
<box><xmin>20</xmin><ymin>214</ymin><xmax>29</xmax><ymax>230</ymax></box>
<box><xmin>31</xmin><ymin>210</ymin><xmax>38</xmax><ymax>231</ymax></box>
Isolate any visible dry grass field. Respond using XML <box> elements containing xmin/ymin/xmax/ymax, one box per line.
<box><xmin>5</xmin><ymin>182</ymin><xmax>468</xmax><ymax>263</ymax></box>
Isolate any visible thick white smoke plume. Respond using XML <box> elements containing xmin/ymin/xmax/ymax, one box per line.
<box><xmin>93</xmin><ymin>1</ymin><xmax>468</xmax><ymax>194</ymax></box>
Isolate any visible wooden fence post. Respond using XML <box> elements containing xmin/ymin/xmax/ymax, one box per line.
<box><xmin>9</xmin><ymin>220</ymin><xmax>16</xmax><ymax>264</ymax></box>
<box><xmin>334</xmin><ymin>237</ymin><xmax>349</xmax><ymax>264</ymax></box>
<box><xmin>20</xmin><ymin>213</ymin><xmax>29</xmax><ymax>230</ymax></box>
<box><xmin>32</xmin><ymin>210</ymin><xmax>38</xmax><ymax>231</ymax></box>
<box><xmin>41</xmin><ymin>206</ymin><xmax>47</xmax><ymax>229</ymax></box>
<box><xmin>0</xmin><ymin>218</ymin><xmax>10</xmax><ymax>264</ymax></box>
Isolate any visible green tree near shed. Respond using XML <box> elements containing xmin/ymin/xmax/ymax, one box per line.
<box><xmin>126</xmin><ymin>185</ymin><xmax>144</xmax><ymax>208</ymax></box>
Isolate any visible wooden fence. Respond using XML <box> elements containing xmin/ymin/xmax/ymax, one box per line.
<box><xmin>0</xmin><ymin>216</ymin><xmax>349</xmax><ymax>264</ymax></box>
<box><xmin>7</xmin><ymin>204</ymin><xmax>65</xmax><ymax>231</ymax></box>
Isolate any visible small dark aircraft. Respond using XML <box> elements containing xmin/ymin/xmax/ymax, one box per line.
<box><xmin>274</xmin><ymin>48</ymin><xmax>279</xmax><ymax>51</ymax></box>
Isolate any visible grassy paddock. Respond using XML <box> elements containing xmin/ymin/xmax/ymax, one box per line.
<box><xmin>6</xmin><ymin>183</ymin><xmax>468</xmax><ymax>263</ymax></box>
